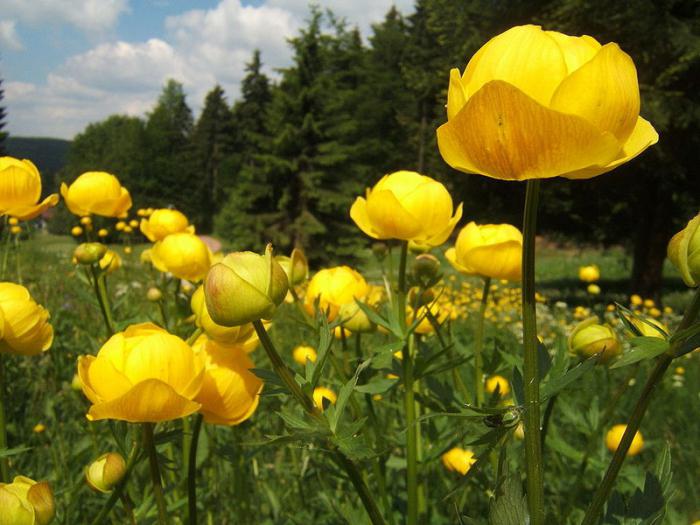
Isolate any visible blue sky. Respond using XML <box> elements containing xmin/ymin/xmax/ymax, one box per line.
<box><xmin>0</xmin><ymin>0</ymin><xmax>413</xmax><ymax>138</ymax></box>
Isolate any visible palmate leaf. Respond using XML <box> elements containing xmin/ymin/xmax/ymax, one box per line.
<box><xmin>610</xmin><ymin>337</ymin><xmax>670</xmax><ymax>369</ymax></box>
<box><xmin>541</xmin><ymin>355</ymin><xmax>598</xmax><ymax>400</ymax></box>
<box><xmin>328</xmin><ymin>358</ymin><xmax>371</xmax><ymax>433</ymax></box>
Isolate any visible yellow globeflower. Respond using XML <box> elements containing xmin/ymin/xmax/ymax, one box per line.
<box><xmin>10</xmin><ymin>225</ymin><xmax>21</xmax><ymax>235</ymax></box>
<box><xmin>587</xmin><ymin>284</ymin><xmax>601</xmax><ymax>295</ymax></box>
<box><xmin>292</xmin><ymin>345</ymin><xmax>317</xmax><ymax>365</ymax></box>
<box><xmin>441</xmin><ymin>447</ymin><xmax>476</xmax><ymax>475</ymax></box>
<box><xmin>437</xmin><ymin>25</ymin><xmax>657</xmax><ymax>181</ymax></box>
<box><xmin>605</xmin><ymin>424</ymin><xmax>644</xmax><ymax>456</ymax></box>
<box><xmin>667</xmin><ymin>212</ymin><xmax>700</xmax><ymax>287</ymax></box>
<box><xmin>204</xmin><ymin>245</ymin><xmax>288</xmax><ymax>327</ymax></box>
<box><xmin>140</xmin><ymin>208</ymin><xmax>194</xmax><ymax>242</ymax></box>
<box><xmin>190</xmin><ymin>286</ymin><xmax>259</xmax><ymax>350</ymax></box>
<box><xmin>8</xmin><ymin>217</ymin><xmax>18</xmax><ymax>226</ymax></box>
<box><xmin>350</xmin><ymin>170</ymin><xmax>462</xmax><ymax>247</ymax></box>
<box><xmin>99</xmin><ymin>249</ymin><xmax>122</xmax><ymax>274</ymax></box>
<box><xmin>578</xmin><ymin>265</ymin><xmax>600</xmax><ymax>283</ymax></box>
<box><xmin>445</xmin><ymin>222</ymin><xmax>522</xmax><ymax>281</ymax></box>
<box><xmin>304</xmin><ymin>266</ymin><xmax>369</xmax><ymax>322</ymax></box>
<box><xmin>569</xmin><ymin>317</ymin><xmax>621</xmax><ymax>363</ymax></box>
<box><xmin>0</xmin><ymin>283</ymin><xmax>53</xmax><ymax>356</ymax></box>
<box><xmin>0</xmin><ymin>476</ymin><xmax>55</xmax><ymax>525</ymax></box>
<box><xmin>485</xmin><ymin>375</ymin><xmax>510</xmax><ymax>396</ymax></box>
<box><xmin>313</xmin><ymin>386</ymin><xmax>337</xmax><ymax>411</ymax></box>
<box><xmin>192</xmin><ymin>335</ymin><xmax>263</xmax><ymax>425</ymax></box>
<box><xmin>60</xmin><ymin>171</ymin><xmax>132</xmax><ymax>218</ymax></box>
<box><xmin>150</xmin><ymin>232</ymin><xmax>212</xmax><ymax>282</ymax></box>
<box><xmin>0</xmin><ymin>157</ymin><xmax>59</xmax><ymax>220</ymax></box>
<box><xmin>115</xmin><ymin>221</ymin><xmax>126</xmax><ymax>231</ymax></box>
<box><xmin>85</xmin><ymin>452</ymin><xmax>126</xmax><ymax>493</ymax></box>
<box><xmin>71</xmin><ymin>226</ymin><xmax>83</xmax><ymax>237</ymax></box>
<box><xmin>77</xmin><ymin>323</ymin><xmax>204</xmax><ymax>422</ymax></box>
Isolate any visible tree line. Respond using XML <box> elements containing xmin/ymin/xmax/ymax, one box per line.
<box><xmin>51</xmin><ymin>0</ymin><xmax>698</xmax><ymax>294</ymax></box>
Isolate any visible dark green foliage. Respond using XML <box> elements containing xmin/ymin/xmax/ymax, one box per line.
<box><xmin>0</xmin><ymin>75</ymin><xmax>7</xmax><ymax>155</ymax></box>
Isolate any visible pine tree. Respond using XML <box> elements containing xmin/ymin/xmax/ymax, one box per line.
<box><xmin>0</xmin><ymin>76</ymin><xmax>8</xmax><ymax>155</ymax></box>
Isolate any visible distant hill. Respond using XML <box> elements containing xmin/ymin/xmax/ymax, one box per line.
<box><xmin>5</xmin><ymin>137</ymin><xmax>71</xmax><ymax>192</ymax></box>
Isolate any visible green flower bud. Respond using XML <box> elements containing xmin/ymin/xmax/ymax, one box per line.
<box><xmin>146</xmin><ymin>287</ymin><xmax>163</xmax><ymax>302</ymax></box>
<box><xmin>667</xmin><ymin>212</ymin><xmax>700</xmax><ymax>287</ymax></box>
<box><xmin>73</xmin><ymin>242</ymin><xmax>108</xmax><ymax>265</ymax></box>
<box><xmin>275</xmin><ymin>248</ymin><xmax>308</xmax><ymax>287</ymax></box>
<box><xmin>204</xmin><ymin>244</ymin><xmax>288</xmax><ymax>326</ymax></box>
<box><xmin>411</xmin><ymin>254</ymin><xmax>442</xmax><ymax>288</ymax></box>
<box><xmin>569</xmin><ymin>317</ymin><xmax>621</xmax><ymax>364</ymax></box>
<box><xmin>85</xmin><ymin>452</ymin><xmax>127</xmax><ymax>493</ymax></box>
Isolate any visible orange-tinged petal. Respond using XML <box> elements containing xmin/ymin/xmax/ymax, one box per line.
<box><xmin>550</xmin><ymin>43</ymin><xmax>639</xmax><ymax>143</ymax></box>
<box><xmin>437</xmin><ymin>80</ymin><xmax>621</xmax><ymax>181</ymax></box>
<box><xmin>366</xmin><ymin>190</ymin><xmax>421</xmax><ymax>240</ymax></box>
<box><xmin>461</xmin><ymin>25</ymin><xmax>568</xmax><ymax>107</ymax></box>
<box><xmin>86</xmin><ymin>379</ymin><xmax>202</xmax><ymax>422</ymax></box>
<box><xmin>447</xmin><ymin>68</ymin><xmax>468</xmax><ymax>120</ymax></box>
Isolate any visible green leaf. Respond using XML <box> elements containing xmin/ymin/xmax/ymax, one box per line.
<box><xmin>610</xmin><ymin>337</ymin><xmax>669</xmax><ymax>369</ymax></box>
<box><xmin>355</xmin><ymin>378</ymin><xmax>397</xmax><ymax>394</ymax></box>
<box><xmin>329</xmin><ymin>358</ymin><xmax>371</xmax><ymax>433</ymax></box>
<box><xmin>541</xmin><ymin>356</ymin><xmax>597</xmax><ymax>400</ymax></box>
<box><xmin>0</xmin><ymin>446</ymin><xmax>32</xmax><ymax>458</ymax></box>
<box><xmin>355</xmin><ymin>299</ymin><xmax>392</xmax><ymax>332</ymax></box>
<box><xmin>489</xmin><ymin>477</ymin><xmax>528</xmax><ymax>525</ymax></box>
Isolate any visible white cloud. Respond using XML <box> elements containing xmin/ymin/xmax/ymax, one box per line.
<box><xmin>0</xmin><ymin>0</ymin><xmax>128</xmax><ymax>34</ymax></box>
<box><xmin>0</xmin><ymin>19</ymin><xmax>23</xmax><ymax>50</ymax></box>
<box><xmin>4</xmin><ymin>0</ymin><xmax>415</xmax><ymax>138</ymax></box>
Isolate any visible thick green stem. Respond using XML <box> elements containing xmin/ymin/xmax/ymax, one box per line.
<box><xmin>144</xmin><ymin>423</ymin><xmax>169</xmax><ymax>525</ymax></box>
<box><xmin>521</xmin><ymin>179</ymin><xmax>544</xmax><ymax>525</ymax></box>
<box><xmin>0</xmin><ymin>354</ymin><xmax>9</xmax><ymax>482</ymax></box>
<box><xmin>91</xmin><ymin>268</ymin><xmax>115</xmax><ymax>336</ymax></box>
<box><xmin>188</xmin><ymin>414</ymin><xmax>203</xmax><ymax>525</ymax></box>
<box><xmin>474</xmin><ymin>276</ymin><xmax>491</xmax><ymax>406</ymax></box>
<box><xmin>582</xmin><ymin>288</ymin><xmax>700</xmax><ymax>525</ymax></box>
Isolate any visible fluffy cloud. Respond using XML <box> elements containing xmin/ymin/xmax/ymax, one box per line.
<box><xmin>4</xmin><ymin>0</ymin><xmax>414</xmax><ymax>138</ymax></box>
<box><xmin>0</xmin><ymin>0</ymin><xmax>128</xmax><ymax>33</ymax></box>
<box><xmin>0</xmin><ymin>19</ymin><xmax>23</xmax><ymax>51</ymax></box>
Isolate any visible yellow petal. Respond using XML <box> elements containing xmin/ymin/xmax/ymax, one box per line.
<box><xmin>84</xmin><ymin>354</ymin><xmax>133</xmax><ymax>402</ymax></box>
<box><xmin>86</xmin><ymin>379</ymin><xmax>202</xmax><ymax>422</ymax></box>
<box><xmin>447</xmin><ymin>68</ymin><xmax>468</xmax><ymax>120</ymax></box>
<box><xmin>546</xmin><ymin>32</ymin><xmax>601</xmax><ymax>74</ymax></box>
<box><xmin>5</xmin><ymin>194</ymin><xmax>59</xmax><ymax>221</ymax></box>
<box><xmin>424</xmin><ymin>203</ymin><xmax>463</xmax><ymax>247</ymax></box>
<box><xmin>445</xmin><ymin>247</ymin><xmax>474</xmax><ymax>275</ymax></box>
<box><xmin>550</xmin><ymin>43</ymin><xmax>639</xmax><ymax>143</ymax></box>
<box><xmin>437</xmin><ymin>80</ymin><xmax>621</xmax><ymax>181</ymax></box>
<box><xmin>466</xmin><ymin>240</ymin><xmax>522</xmax><ymax>281</ymax></box>
<box><xmin>349</xmin><ymin>197</ymin><xmax>379</xmax><ymax>239</ymax></box>
<box><xmin>365</xmin><ymin>189</ymin><xmax>422</xmax><ymax>240</ymax></box>
<box><xmin>461</xmin><ymin>25</ymin><xmax>568</xmax><ymax>106</ymax></box>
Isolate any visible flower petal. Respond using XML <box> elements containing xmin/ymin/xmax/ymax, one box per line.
<box><xmin>365</xmin><ymin>190</ymin><xmax>422</xmax><ymax>240</ymax></box>
<box><xmin>447</xmin><ymin>68</ymin><xmax>468</xmax><ymax>120</ymax></box>
<box><xmin>444</xmin><ymin>247</ymin><xmax>474</xmax><ymax>275</ymax></box>
<box><xmin>424</xmin><ymin>203</ymin><xmax>463</xmax><ymax>247</ymax></box>
<box><xmin>550</xmin><ymin>43</ymin><xmax>639</xmax><ymax>143</ymax></box>
<box><xmin>546</xmin><ymin>31</ymin><xmax>601</xmax><ymax>74</ymax></box>
<box><xmin>437</xmin><ymin>80</ymin><xmax>621</xmax><ymax>181</ymax></box>
<box><xmin>349</xmin><ymin>197</ymin><xmax>380</xmax><ymax>239</ymax></box>
<box><xmin>5</xmin><ymin>194</ymin><xmax>59</xmax><ymax>221</ymax></box>
<box><xmin>466</xmin><ymin>241</ymin><xmax>523</xmax><ymax>281</ymax></box>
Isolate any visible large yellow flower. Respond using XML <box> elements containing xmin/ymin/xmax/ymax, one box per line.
<box><xmin>445</xmin><ymin>222</ymin><xmax>522</xmax><ymax>281</ymax></box>
<box><xmin>77</xmin><ymin>323</ymin><xmax>204</xmax><ymax>422</ymax></box>
<box><xmin>192</xmin><ymin>334</ymin><xmax>263</xmax><ymax>425</ymax></box>
<box><xmin>60</xmin><ymin>171</ymin><xmax>132</xmax><ymax>218</ymax></box>
<box><xmin>437</xmin><ymin>25</ymin><xmax>658</xmax><ymax>181</ymax></box>
<box><xmin>0</xmin><ymin>157</ymin><xmax>59</xmax><ymax>220</ymax></box>
<box><xmin>304</xmin><ymin>266</ymin><xmax>369</xmax><ymax>322</ymax></box>
<box><xmin>0</xmin><ymin>283</ymin><xmax>54</xmax><ymax>356</ymax></box>
<box><xmin>190</xmin><ymin>286</ymin><xmax>259</xmax><ymax>349</ymax></box>
<box><xmin>350</xmin><ymin>170</ymin><xmax>462</xmax><ymax>247</ymax></box>
<box><xmin>140</xmin><ymin>208</ymin><xmax>194</xmax><ymax>242</ymax></box>
<box><xmin>150</xmin><ymin>233</ymin><xmax>212</xmax><ymax>282</ymax></box>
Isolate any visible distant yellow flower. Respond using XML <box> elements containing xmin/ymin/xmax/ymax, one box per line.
<box><xmin>441</xmin><ymin>447</ymin><xmax>476</xmax><ymax>475</ymax></box>
<box><xmin>80</xmin><ymin>216</ymin><xmax>92</xmax><ymax>226</ymax></box>
<box><xmin>77</xmin><ymin>323</ymin><xmax>204</xmax><ymax>422</ymax></box>
<box><xmin>192</xmin><ymin>335</ymin><xmax>263</xmax><ymax>425</ymax></box>
<box><xmin>8</xmin><ymin>217</ymin><xmax>18</xmax><ymax>226</ymax></box>
<box><xmin>350</xmin><ymin>170</ymin><xmax>462</xmax><ymax>247</ymax></box>
<box><xmin>33</xmin><ymin>423</ymin><xmax>46</xmax><ymax>434</ymax></box>
<box><xmin>667</xmin><ymin>213</ymin><xmax>700</xmax><ymax>287</ymax></box>
<box><xmin>292</xmin><ymin>345</ymin><xmax>317</xmax><ymax>365</ymax></box>
<box><xmin>0</xmin><ymin>476</ymin><xmax>55</xmax><ymax>525</ymax></box>
<box><xmin>151</xmin><ymin>232</ymin><xmax>212</xmax><ymax>282</ymax></box>
<box><xmin>10</xmin><ymin>225</ymin><xmax>21</xmax><ymax>235</ymax></box>
<box><xmin>97</xmin><ymin>228</ymin><xmax>108</xmax><ymax>238</ymax></box>
<box><xmin>123</xmin><ymin>225</ymin><xmax>133</xmax><ymax>234</ymax></box>
<box><xmin>85</xmin><ymin>452</ymin><xmax>126</xmax><ymax>493</ymax></box>
<box><xmin>578</xmin><ymin>265</ymin><xmax>600</xmax><ymax>283</ymax></box>
<box><xmin>313</xmin><ymin>386</ymin><xmax>337</xmax><ymax>411</ymax></box>
<box><xmin>485</xmin><ymin>375</ymin><xmax>510</xmax><ymax>396</ymax></box>
<box><xmin>123</xmin><ymin>246</ymin><xmax>132</xmax><ymax>255</ymax></box>
<box><xmin>140</xmin><ymin>208</ymin><xmax>194</xmax><ymax>242</ymax></box>
<box><xmin>0</xmin><ymin>157</ymin><xmax>59</xmax><ymax>220</ymax></box>
<box><xmin>605</xmin><ymin>424</ymin><xmax>643</xmax><ymax>456</ymax></box>
<box><xmin>0</xmin><ymin>283</ymin><xmax>53</xmax><ymax>356</ymax></box>
<box><xmin>446</xmin><ymin>222</ymin><xmax>522</xmax><ymax>281</ymax></box>
<box><xmin>115</xmin><ymin>221</ymin><xmax>126</xmax><ymax>231</ymax></box>
<box><xmin>437</xmin><ymin>25</ymin><xmax>657</xmax><ymax>181</ymax></box>
<box><xmin>630</xmin><ymin>294</ymin><xmax>643</xmax><ymax>306</ymax></box>
<box><xmin>587</xmin><ymin>283</ymin><xmax>601</xmax><ymax>295</ymax></box>
<box><xmin>305</xmin><ymin>266</ymin><xmax>369</xmax><ymax>322</ymax></box>
<box><xmin>71</xmin><ymin>226</ymin><xmax>83</xmax><ymax>237</ymax></box>
<box><xmin>61</xmin><ymin>172</ymin><xmax>132</xmax><ymax>218</ymax></box>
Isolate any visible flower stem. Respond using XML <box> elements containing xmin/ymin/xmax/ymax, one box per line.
<box><xmin>144</xmin><ymin>423</ymin><xmax>169</xmax><ymax>525</ymax></box>
<box><xmin>521</xmin><ymin>179</ymin><xmax>544</xmax><ymax>525</ymax></box>
<box><xmin>0</xmin><ymin>354</ymin><xmax>9</xmax><ymax>482</ymax></box>
<box><xmin>582</xmin><ymin>288</ymin><xmax>700</xmax><ymax>525</ymax></box>
<box><xmin>397</xmin><ymin>241</ymin><xmax>408</xmax><ymax>329</ymax></box>
<box><xmin>474</xmin><ymin>276</ymin><xmax>491</xmax><ymax>406</ymax></box>
<box><xmin>91</xmin><ymin>267</ymin><xmax>115</xmax><ymax>336</ymax></box>
<box><xmin>188</xmin><ymin>413</ymin><xmax>203</xmax><ymax>525</ymax></box>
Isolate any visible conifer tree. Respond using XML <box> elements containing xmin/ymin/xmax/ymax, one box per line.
<box><xmin>0</xmin><ymin>76</ymin><xmax>7</xmax><ymax>155</ymax></box>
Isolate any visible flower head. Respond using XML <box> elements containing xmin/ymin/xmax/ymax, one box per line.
<box><xmin>85</xmin><ymin>452</ymin><xmax>127</xmax><ymax>493</ymax></box>
<box><xmin>0</xmin><ymin>157</ymin><xmax>59</xmax><ymax>220</ymax></box>
<box><xmin>441</xmin><ymin>447</ymin><xmax>476</xmax><ymax>475</ymax></box>
<box><xmin>140</xmin><ymin>208</ymin><xmax>194</xmax><ymax>242</ymax></box>
<box><xmin>60</xmin><ymin>172</ymin><xmax>132</xmax><ymax>218</ymax></box>
<box><xmin>446</xmin><ymin>222</ymin><xmax>522</xmax><ymax>281</ymax></box>
<box><xmin>151</xmin><ymin>233</ymin><xmax>212</xmax><ymax>282</ymax></box>
<box><xmin>0</xmin><ymin>476</ymin><xmax>55</xmax><ymax>525</ymax></box>
<box><xmin>605</xmin><ymin>424</ymin><xmax>643</xmax><ymax>456</ymax></box>
<box><xmin>0</xmin><ymin>283</ymin><xmax>53</xmax><ymax>356</ymax></box>
<box><xmin>569</xmin><ymin>317</ymin><xmax>621</xmax><ymax>363</ymax></box>
<box><xmin>305</xmin><ymin>266</ymin><xmax>369</xmax><ymax>322</ymax></box>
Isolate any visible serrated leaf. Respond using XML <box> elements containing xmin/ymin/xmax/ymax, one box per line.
<box><xmin>278</xmin><ymin>407</ymin><xmax>318</xmax><ymax>432</ymax></box>
<box><xmin>610</xmin><ymin>337</ymin><xmax>669</xmax><ymax>369</ymax></box>
<box><xmin>489</xmin><ymin>477</ymin><xmax>528</xmax><ymax>525</ymax></box>
<box><xmin>355</xmin><ymin>299</ymin><xmax>392</xmax><ymax>332</ymax></box>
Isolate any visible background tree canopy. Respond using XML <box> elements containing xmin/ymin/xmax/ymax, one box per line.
<box><xmin>8</xmin><ymin>0</ymin><xmax>700</xmax><ymax>295</ymax></box>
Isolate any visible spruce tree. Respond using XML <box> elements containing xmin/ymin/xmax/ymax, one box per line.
<box><xmin>0</xmin><ymin>76</ymin><xmax>7</xmax><ymax>155</ymax></box>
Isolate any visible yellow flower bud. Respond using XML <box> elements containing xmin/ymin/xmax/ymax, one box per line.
<box><xmin>115</xmin><ymin>221</ymin><xmax>126</xmax><ymax>231</ymax></box>
<box><xmin>146</xmin><ymin>287</ymin><xmax>163</xmax><ymax>302</ymax></box>
<box><xmin>292</xmin><ymin>345</ymin><xmax>317</xmax><ymax>366</ymax></box>
<box><xmin>77</xmin><ymin>323</ymin><xmax>204</xmax><ymax>422</ymax></box>
<box><xmin>445</xmin><ymin>222</ymin><xmax>522</xmax><ymax>281</ymax></box>
<box><xmin>304</xmin><ymin>266</ymin><xmax>368</xmax><ymax>321</ymax></box>
<box><xmin>569</xmin><ymin>317</ymin><xmax>621</xmax><ymax>363</ymax></box>
<box><xmin>99</xmin><ymin>250</ymin><xmax>121</xmax><ymax>274</ymax></box>
<box><xmin>128</xmin><ymin>219</ymin><xmax>138</xmax><ymax>228</ymax></box>
<box><xmin>85</xmin><ymin>452</ymin><xmax>127</xmax><ymax>493</ymax></box>
<box><xmin>605</xmin><ymin>424</ymin><xmax>643</xmax><ymax>456</ymax></box>
<box><xmin>630</xmin><ymin>294</ymin><xmax>643</xmax><ymax>306</ymax></box>
<box><xmin>151</xmin><ymin>233</ymin><xmax>212</xmax><ymax>282</ymax></box>
<box><xmin>97</xmin><ymin>228</ymin><xmax>108</xmax><ymax>238</ymax></box>
<box><xmin>275</xmin><ymin>248</ymin><xmax>308</xmax><ymax>287</ymax></box>
<box><xmin>61</xmin><ymin>172</ymin><xmax>131</xmax><ymax>218</ymax></box>
<box><xmin>10</xmin><ymin>225</ymin><xmax>21</xmax><ymax>235</ymax></box>
<box><xmin>0</xmin><ymin>476</ymin><xmax>55</xmax><ymax>525</ymax></box>
<box><xmin>33</xmin><ymin>423</ymin><xmax>46</xmax><ymax>434</ymax></box>
<box><xmin>667</xmin><ymin>213</ymin><xmax>700</xmax><ymax>287</ymax></box>
<box><xmin>313</xmin><ymin>386</ymin><xmax>337</xmax><ymax>411</ymax></box>
<box><xmin>485</xmin><ymin>375</ymin><xmax>510</xmax><ymax>396</ymax></box>
<box><xmin>192</xmin><ymin>335</ymin><xmax>263</xmax><ymax>425</ymax></box>
<box><xmin>8</xmin><ymin>217</ymin><xmax>18</xmax><ymax>226</ymax></box>
<box><xmin>73</xmin><ymin>242</ymin><xmax>108</xmax><ymax>265</ymax></box>
<box><xmin>123</xmin><ymin>246</ymin><xmax>132</xmax><ymax>255</ymax></box>
<box><xmin>204</xmin><ymin>245</ymin><xmax>288</xmax><ymax>326</ymax></box>
<box><xmin>79</xmin><ymin>216</ymin><xmax>92</xmax><ymax>226</ymax></box>
<box><xmin>578</xmin><ymin>265</ymin><xmax>600</xmax><ymax>283</ymax></box>
<box><xmin>0</xmin><ymin>283</ymin><xmax>54</xmax><ymax>356</ymax></box>
<box><xmin>140</xmin><ymin>208</ymin><xmax>194</xmax><ymax>241</ymax></box>
<box><xmin>350</xmin><ymin>170</ymin><xmax>462</xmax><ymax>247</ymax></box>
<box><xmin>123</xmin><ymin>225</ymin><xmax>133</xmax><ymax>234</ymax></box>
<box><xmin>0</xmin><ymin>157</ymin><xmax>59</xmax><ymax>220</ymax></box>
<box><xmin>437</xmin><ymin>25</ymin><xmax>657</xmax><ymax>181</ymax></box>
<box><xmin>587</xmin><ymin>283</ymin><xmax>601</xmax><ymax>295</ymax></box>
<box><xmin>70</xmin><ymin>225</ymin><xmax>83</xmax><ymax>237</ymax></box>
<box><xmin>441</xmin><ymin>447</ymin><xmax>476</xmax><ymax>475</ymax></box>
